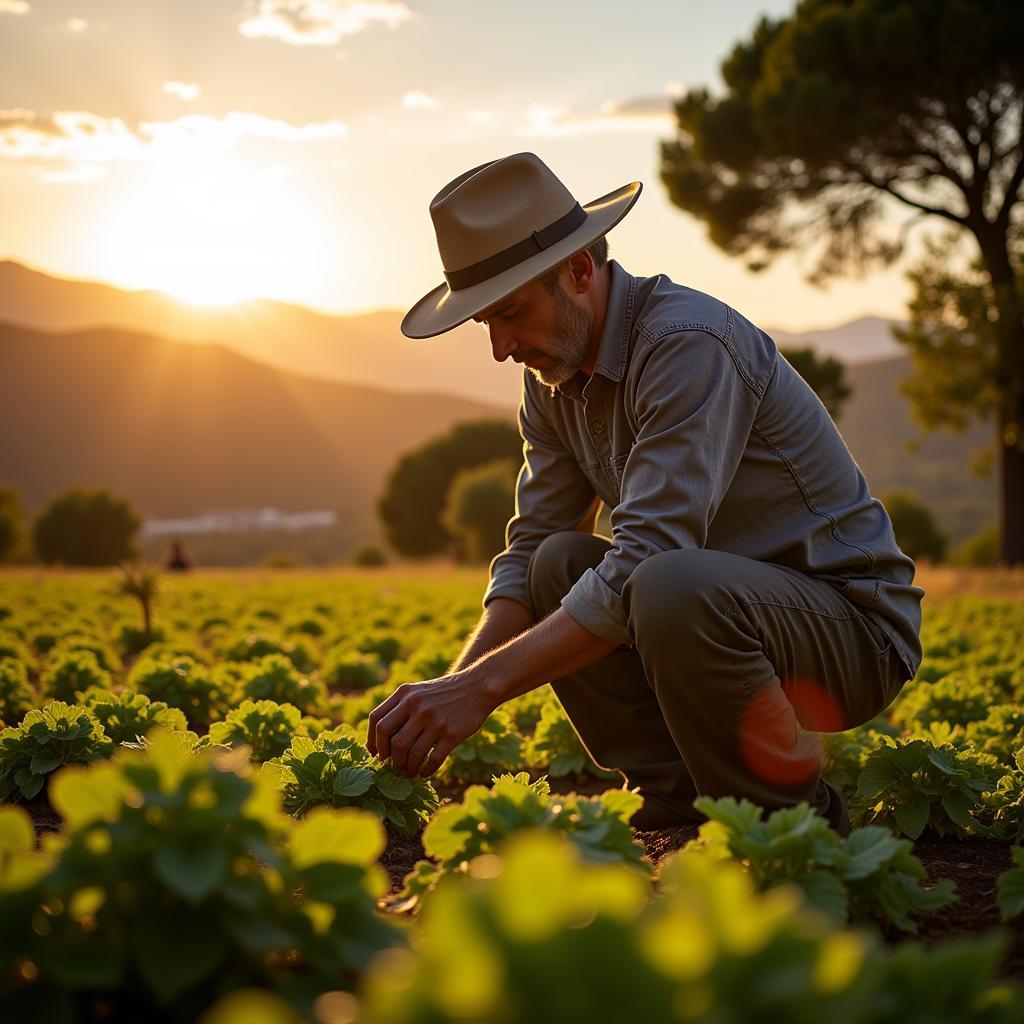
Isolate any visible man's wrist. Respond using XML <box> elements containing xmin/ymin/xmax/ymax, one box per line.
<box><xmin>458</xmin><ymin>659</ymin><xmax>510</xmax><ymax>706</ymax></box>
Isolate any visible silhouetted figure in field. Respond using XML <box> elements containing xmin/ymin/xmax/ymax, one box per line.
<box><xmin>163</xmin><ymin>539</ymin><xmax>194</xmax><ymax>572</ymax></box>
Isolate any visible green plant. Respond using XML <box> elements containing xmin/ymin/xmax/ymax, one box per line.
<box><xmin>982</xmin><ymin>748</ymin><xmax>1024</xmax><ymax>843</ymax></box>
<box><xmin>235</xmin><ymin>654</ymin><xmax>326</xmax><ymax>715</ymax></box>
<box><xmin>321</xmin><ymin>650</ymin><xmax>386</xmax><ymax>692</ymax></box>
<box><xmin>997</xmin><ymin>846</ymin><xmax>1024</xmax><ymax>922</ymax></box>
<box><xmin>268</xmin><ymin>726</ymin><xmax>439</xmax><ymax>836</ymax></box>
<box><xmin>0</xmin><ymin>656</ymin><xmax>35</xmax><ymax>725</ymax></box>
<box><xmin>49</xmin><ymin>634</ymin><xmax>121</xmax><ymax>674</ymax></box>
<box><xmin>80</xmin><ymin>688</ymin><xmax>189</xmax><ymax>745</ymax></box>
<box><xmin>688</xmin><ymin>796</ymin><xmax>955</xmax><ymax>932</ymax></box>
<box><xmin>438</xmin><ymin>711</ymin><xmax>525</xmax><ymax>785</ymax></box>
<box><xmin>526</xmin><ymin>700</ymin><xmax>618</xmax><ymax>780</ymax></box>
<box><xmin>112</xmin><ymin>560</ymin><xmax>161</xmax><ymax>637</ymax></box>
<box><xmin>397</xmin><ymin>773</ymin><xmax>648</xmax><ymax>911</ymax></box>
<box><xmin>0</xmin><ymin>701</ymin><xmax>111</xmax><ymax>800</ymax></box>
<box><xmin>854</xmin><ymin>738</ymin><xmax>1003</xmax><ymax>839</ymax></box>
<box><xmin>966</xmin><ymin>706</ymin><xmax>1024</xmax><ymax>765</ymax></box>
<box><xmin>40</xmin><ymin>649</ymin><xmax>112</xmax><ymax>703</ymax></box>
<box><xmin>223</xmin><ymin>633</ymin><xmax>315</xmax><ymax>673</ymax></box>
<box><xmin>208</xmin><ymin>700</ymin><xmax>306</xmax><ymax>763</ymax></box>
<box><xmin>128</xmin><ymin>655</ymin><xmax>232</xmax><ymax>730</ymax></box>
<box><xmin>0</xmin><ymin>730</ymin><xmax>399</xmax><ymax>1019</ymax></box>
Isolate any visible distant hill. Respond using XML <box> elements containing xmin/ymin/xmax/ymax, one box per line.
<box><xmin>0</xmin><ymin>321</ymin><xmax>510</xmax><ymax>556</ymax></box>
<box><xmin>769</xmin><ymin>315</ymin><xmax>907</xmax><ymax>364</ymax></box>
<box><xmin>1</xmin><ymin>260</ymin><xmax>904</xmax><ymax>408</ymax></box>
<box><xmin>0</xmin><ymin>261</ymin><xmax>997</xmax><ymax>554</ymax></box>
<box><xmin>834</xmin><ymin>355</ymin><xmax>995</xmax><ymax>545</ymax></box>
<box><xmin>0</xmin><ymin>259</ymin><xmax>521</xmax><ymax>407</ymax></box>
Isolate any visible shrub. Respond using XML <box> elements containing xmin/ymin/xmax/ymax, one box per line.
<box><xmin>880</xmin><ymin>490</ymin><xmax>947</xmax><ymax>563</ymax></box>
<box><xmin>32</xmin><ymin>486</ymin><xmax>140</xmax><ymax>566</ymax></box>
<box><xmin>0</xmin><ymin>701</ymin><xmax>111</xmax><ymax>800</ymax></box>
<box><xmin>351</xmin><ymin>542</ymin><xmax>389</xmax><ymax>567</ymax></box>
<box><xmin>268</xmin><ymin>726</ymin><xmax>440</xmax><ymax>836</ymax></box>
<box><xmin>441</xmin><ymin>458</ymin><xmax>517</xmax><ymax>564</ymax></box>
<box><xmin>40</xmin><ymin>649</ymin><xmax>112</xmax><ymax>703</ymax></box>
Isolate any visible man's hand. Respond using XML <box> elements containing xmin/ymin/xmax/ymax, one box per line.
<box><xmin>365</xmin><ymin>671</ymin><xmax>498</xmax><ymax>778</ymax></box>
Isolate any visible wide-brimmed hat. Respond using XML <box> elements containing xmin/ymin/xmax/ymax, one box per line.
<box><xmin>401</xmin><ymin>152</ymin><xmax>642</xmax><ymax>339</ymax></box>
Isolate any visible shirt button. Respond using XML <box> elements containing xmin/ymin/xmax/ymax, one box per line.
<box><xmin>591</xmin><ymin>418</ymin><xmax>606</xmax><ymax>436</ymax></box>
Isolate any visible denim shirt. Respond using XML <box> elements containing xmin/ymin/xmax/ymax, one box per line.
<box><xmin>484</xmin><ymin>259</ymin><xmax>924</xmax><ymax>682</ymax></box>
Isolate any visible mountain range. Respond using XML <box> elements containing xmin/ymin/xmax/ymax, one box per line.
<box><xmin>0</xmin><ymin>260</ymin><xmax>995</xmax><ymax>560</ymax></box>
<box><xmin>0</xmin><ymin>260</ymin><xmax>905</xmax><ymax>409</ymax></box>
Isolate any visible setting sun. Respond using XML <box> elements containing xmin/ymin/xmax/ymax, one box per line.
<box><xmin>100</xmin><ymin>153</ymin><xmax>343</xmax><ymax>306</ymax></box>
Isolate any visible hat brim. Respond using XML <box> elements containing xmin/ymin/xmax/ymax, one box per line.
<box><xmin>401</xmin><ymin>180</ymin><xmax>642</xmax><ymax>340</ymax></box>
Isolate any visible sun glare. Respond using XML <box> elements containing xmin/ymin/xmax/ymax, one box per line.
<box><xmin>100</xmin><ymin>154</ymin><xmax>341</xmax><ymax>307</ymax></box>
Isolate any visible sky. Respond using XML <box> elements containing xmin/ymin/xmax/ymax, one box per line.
<box><xmin>0</xmin><ymin>0</ymin><xmax>919</xmax><ymax>330</ymax></box>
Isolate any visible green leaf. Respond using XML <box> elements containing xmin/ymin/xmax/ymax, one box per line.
<box><xmin>423</xmin><ymin>804</ymin><xmax>472</xmax><ymax>860</ymax></box>
<box><xmin>893</xmin><ymin>796</ymin><xmax>930</xmax><ymax>839</ymax></box>
<box><xmin>332</xmin><ymin>765</ymin><xmax>374</xmax><ymax>797</ymax></box>
<box><xmin>375</xmin><ymin>771</ymin><xmax>413</xmax><ymax>801</ymax></box>
<box><xmin>30</xmin><ymin>752</ymin><xmax>63</xmax><ymax>775</ymax></box>
<box><xmin>153</xmin><ymin>838</ymin><xmax>230</xmax><ymax>903</ymax></box>
<box><xmin>791</xmin><ymin>870</ymin><xmax>848</xmax><ymax>924</ymax></box>
<box><xmin>997</xmin><ymin>850</ymin><xmax>1024</xmax><ymax>921</ymax></box>
<box><xmin>839</xmin><ymin>827</ymin><xmax>901</xmax><ymax>880</ymax></box>
<box><xmin>290</xmin><ymin>806</ymin><xmax>385</xmax><ymax>867</ymax></box>
<box><xmin>941</xmin><ymin>790</ymin><xmax>975</xmax><ymax>829</ymax></box>
<box><xmin>131</xmin><ymin>909</ymin><xmax>229</xmax><ymax>1002</ymax></box>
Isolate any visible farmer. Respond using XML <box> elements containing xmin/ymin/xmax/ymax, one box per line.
<box><xmin>366</xmin><ymin>152</ymin><xmax>923</xmax><ymax>832</ymax></box>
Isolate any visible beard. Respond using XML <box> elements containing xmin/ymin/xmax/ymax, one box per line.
<box><xmin>529</xmin><ymin>284</ymin><xmax>594</xmax><ymax>388</ymax></box>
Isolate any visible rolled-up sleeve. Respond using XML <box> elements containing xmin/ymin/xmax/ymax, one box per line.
<box><xmin>560</xmin><ymin>329</ymin><xmax>764</xmax><ymax>645</ymax></box>
<box><xmin>483</xmin><ymin>377</ymin><xmax>596</xmax><ymax>618</ymax></box>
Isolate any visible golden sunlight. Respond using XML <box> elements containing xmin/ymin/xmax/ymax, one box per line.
<box><xmin>99</xmin><ymin>154</ymin><xmax>344</xmax><ymax>306</ymax></box>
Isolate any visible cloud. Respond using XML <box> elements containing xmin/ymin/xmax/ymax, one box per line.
<box><xmin>140</xmin><ymin>112</ymin><xmax>348</xmax><ymax>147</ymax></box>
<box><xmin>517</xmin><ymin>91</ymin><xmax>678</xmax><ymax>138</ymax></box>
<box><xmin>50</xmin><ymin>15</ymin><xmax>95</xmax><ymax>33</ymax></box>
<box><xmin>0</xmin><ymin>110</ymin><xmax>143</xmax><ymax>161</ymax></box>
<box><xmin>163</xmin><ymin>81</ymin><xmax>202</xmax><ymax>102</ymax></box>
<box><xmin>0</xmin><ymin>108</ymin><xmax>348</xmax><ymax>171</ymax></box>
<box><xmin>466</xmin><ymin>109</ymin><xmax>496</xmax><ymax>125</ymax></box>
<box><xmin>401</xmin><ymin>91</ymin><xmax>437</xmax><ymax>111</ymax></box>
<box><xmin>0</xmin><ymin>1</ymin><xmax>30</xmax><ymax>15</ymax></box>
<box><xmin>239</xmin><ymin>0</ymin><xmax>414</xmax><ymax>46</ymax></box>
<box><xmin>40</xmin><ymin>163</ymin><xmax>108</xmax><ymax>184</ymax></box>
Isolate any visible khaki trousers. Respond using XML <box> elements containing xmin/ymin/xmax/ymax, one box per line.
<box><xmin>526</xmin><ymin>532</ymin><xmax>909</xmax><ymax>827</ymax></box>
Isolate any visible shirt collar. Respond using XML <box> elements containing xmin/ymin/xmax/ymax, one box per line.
<box><xmin>550</xmin><ymin>259</ymin><xmax>635</xmax><ymax>401</ymax></box>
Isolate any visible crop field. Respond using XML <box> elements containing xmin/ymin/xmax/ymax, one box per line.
<box><xmin>1</xmin><ymin>564</ymin><xmax>1024</xmax><ymax>1023</ymax></box>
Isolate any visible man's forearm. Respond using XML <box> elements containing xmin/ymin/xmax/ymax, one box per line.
<box><xmin>449</xmin><ymin>596</ymin><xmax>536</xmax><ymax>673</ymax></box>
<box><xmin>462</xmin><ymin>605</ymin><xmax>617</xmax><ymax>705</ymax></box>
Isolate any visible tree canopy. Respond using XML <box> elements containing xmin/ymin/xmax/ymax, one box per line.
<box><xmin>778</xmin><ymin>347</ymin><xmax>852</xmax><ymax>420</ymax></box>
<box><xmin>661</xmin><ymin>0</ymin><xmax>1024</xmax><ymax>561</ymax></box>
<box><xmin>378</xmin><ymin>420</ymin><xmax>521</xmax><ymax>558</ymax></box>
<box><xmin>32</xmin><ymin>488</ymin><xmax>140</xmax><ymax>567</ymax></box>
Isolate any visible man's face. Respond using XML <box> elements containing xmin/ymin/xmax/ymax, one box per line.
<box><xmin>472</xmin><ymin>272</ymin><xmax>595</xmax><ymax>388</ymax></box>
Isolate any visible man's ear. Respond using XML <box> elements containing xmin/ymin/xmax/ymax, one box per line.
<box><xmin>565</xmin><ymin>250</ymin><xmax>595</xmax><ymax>296</ymax></box>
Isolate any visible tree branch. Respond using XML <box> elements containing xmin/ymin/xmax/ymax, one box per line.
<box><xmin>845</xmin><ymin>166</ymin><xmax>969</xmax><ymax>226</ymax></box>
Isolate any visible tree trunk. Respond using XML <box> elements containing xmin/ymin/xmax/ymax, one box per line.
<box><xmin>999</xmin><ymin>387</ymin><xmax>1024</xmax><ymax>566</ymax></box>
<box><xmin>974</xmin><ymin>228</ymin><xmax>1023</xmax><ymax>565</ymax></box>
